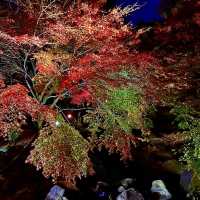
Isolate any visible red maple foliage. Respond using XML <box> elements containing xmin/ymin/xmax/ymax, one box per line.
<box><xmin>0</xmin><ymin>83</ymin><xmax>56</xmax><ymax>138</ymax></box>
<box><xmin>70</xmin><ymin>89</ymin><xmax>92</xmax><ymax>105</ymax></box>
<box><xmin>94</xmin><ymin>131</ymin><xmax>140</xmax><ymax>160</ymax></box>
<box><xmin>143</xmin><ymin>0</ymin><xmax>200</xmax><ymax>104</ymax></box>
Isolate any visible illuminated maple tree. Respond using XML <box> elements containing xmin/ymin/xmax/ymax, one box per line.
<box><xmin>0</xmin><ymin>0</ymin><xmax>199</xmax><ymax>189</ymax></box>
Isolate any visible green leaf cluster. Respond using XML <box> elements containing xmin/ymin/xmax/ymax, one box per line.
<box><xmin>170</xmin><ymin>105</ymin><xmax>196</xmax><ymax>130</ymax></box>
<box><xmin>84</xmin><ymin>87</ymin><xmax>143</xmax><ymax>136</ymax></box>
<box><xmin>8</xmin><ymin>129</ymin><xmax>20</xmax><ymax>143</ymax></box>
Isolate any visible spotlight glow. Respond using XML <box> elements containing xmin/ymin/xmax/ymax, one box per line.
<box><xmin>55</xmin><ymin>121</ymin><xmax>61</xmax><ymax>127</ymax></box>
<box><xmin>67</xmin><ymin>113</ymin><xmax>73</xmax><ymax>119</ymax></box>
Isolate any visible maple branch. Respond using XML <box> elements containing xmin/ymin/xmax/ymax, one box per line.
<box><xmin>23</xmin><ymin>47</ymin><xmax>37</xmax><ymax>99</ymax></box>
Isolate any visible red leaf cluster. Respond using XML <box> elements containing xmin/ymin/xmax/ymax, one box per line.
<box><xmin>70</xmin><ymin>89</ymin><xmax>92</xmax><ymax>105</ymax></box>
<box><xmin>0</xmin><ymin>83</ymin><xmax>56</xmax><ymax>137</ymax></box>
<box><xmin>95</xmin><ymin>131</ymin><xmax>140</xmax><ymax>160</ymax></box>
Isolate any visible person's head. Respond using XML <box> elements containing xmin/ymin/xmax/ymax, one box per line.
<box><xmin>126</xmin><ymin>189</ymin><xmax>144</xmax><ymax>200</ymax></box>
<box><xmin>151</xmin><ymin>180</ymin><xmax>166</xmax><ymax>190</ymax></box>
<box><xmin>150</xmin><ymin>180</ymin><xmax>172</xmax><ymax>200</ymax></box>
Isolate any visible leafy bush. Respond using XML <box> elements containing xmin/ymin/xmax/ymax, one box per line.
<box><xmin>170</xmin><ymin>104</ymin><xmax>200</xmax><ymax>191</ymax></box>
